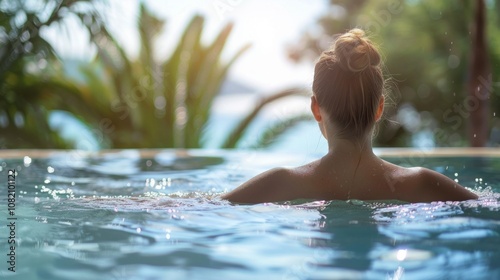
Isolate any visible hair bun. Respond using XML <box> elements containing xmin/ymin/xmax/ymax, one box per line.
<box><xmin>333</xmin><ymin>28</ymin><xmax>381</xmax><ymax>73</ymax></box>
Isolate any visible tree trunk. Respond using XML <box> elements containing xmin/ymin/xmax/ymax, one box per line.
<box><xmin>468</xmin><ymin>0</ymin><xmax>491</xmax><ymax>147</ymax></box>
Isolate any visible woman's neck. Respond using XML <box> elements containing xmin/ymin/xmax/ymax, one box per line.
<box><xmin>325</xmin><ymin>129</ymin><xmax>375</xmax><ymax>159</ymax></box>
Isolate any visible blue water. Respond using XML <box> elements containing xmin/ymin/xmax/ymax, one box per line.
<box><xmin>0</xmin><ymin>150</ymin><xmax>499</xmax><ymax>279</ymax></box>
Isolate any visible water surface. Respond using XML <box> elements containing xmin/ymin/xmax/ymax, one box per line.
<box><xmin>0</xmin><ymin>150</ymin><xmax>499</xmax><ymax>279</ymax></box>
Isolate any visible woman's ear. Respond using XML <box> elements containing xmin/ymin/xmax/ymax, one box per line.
<box><xmin>311</xmin><ymin>96</ymin><xmax>322</xmax><ymax>122</ymax></box>
<box><xmin>375</xmin><ymin>95</ymin><xmax>385</xmax><ymax>121</ymax></box>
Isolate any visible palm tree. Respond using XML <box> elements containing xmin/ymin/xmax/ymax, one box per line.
<box><xmin>0</xmin><ymin>0</ymin><xmax>104</xmax><ymax>148</ymax></box>
<box><xmin>61</xmin><ymin>4</ymin><xmax>251</xmax><ymax>148</ymax></box>
<box><xmin>1</xmin><ymin>2</ymin><xmax>310</xmax><ymax>149</ymax></box>
<box><xmin>59</xmin><ymin>3</ymin><xmax>310</xmax><ymax>149</ymax></box>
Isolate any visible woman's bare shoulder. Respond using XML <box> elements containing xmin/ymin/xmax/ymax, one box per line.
<box><xmin>290</xmin><ymin>159</ymin><xmax>322</xmax><ymax>176</ymax></box>
<box><xmin>383</xmin><ymin>162</ymin><xmax>477</xmax><ymax>202</ymax></box>
<box><xmin>221</xmin><ymin>166</ymin><xmax>313</xmax><ymax>204</ymax></box>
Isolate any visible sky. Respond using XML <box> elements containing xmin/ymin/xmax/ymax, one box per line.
<box><xmin>47</xmin><ymin>0</ymin><xmax>328</xmax><ymax>92</ymax></box>
<box><xmin>44</xmin><ymin>0</ymin><xmax>331</xmax><ymax>152</ymax></box>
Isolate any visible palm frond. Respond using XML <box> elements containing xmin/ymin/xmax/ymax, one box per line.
<box><xmin>251</xmin><ymin>113</ymin><xmax>313</xmax><ymax>149</ymax></box>
<box><xmin>221</xmin><ymin>88</ymin><xmax>309</xmax><ymax>148</ymax></box>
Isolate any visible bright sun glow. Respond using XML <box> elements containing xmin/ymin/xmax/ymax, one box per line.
<box><xmin>396</xmin><ymin>249</ymin><xmax>408</xmax><ymax>261</ymax></box>
<box><xmin>43</xmin><ymin>0</ymin><xmax>327</xmax><ymax>92</ymax></box>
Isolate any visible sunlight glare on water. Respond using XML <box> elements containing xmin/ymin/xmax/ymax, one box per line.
<box><xmin>0</xmin><ymin>150</ymin><xmax>499</xmax><ymax>279</ymax></box>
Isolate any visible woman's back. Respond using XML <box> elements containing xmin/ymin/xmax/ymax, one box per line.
<box><xmin>221</xmin><ymin>28</ymin><xmax>477</xmax><ymax>204</ymax></box>
<box><xmin>290</xmin><ymin>153</ymin><xmax>477</xmax><ymax>203</ymax></box>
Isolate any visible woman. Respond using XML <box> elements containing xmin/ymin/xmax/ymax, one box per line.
<box><xmin>222</xmin><ymin>28</ymin><xmax>478</xmax><ymax>204</ymax></box>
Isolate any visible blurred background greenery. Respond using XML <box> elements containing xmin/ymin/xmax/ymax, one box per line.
<box><xmin>1</xmin><ymin>0</ymin><xmax>499</xmax><ymax>150</ymax></box>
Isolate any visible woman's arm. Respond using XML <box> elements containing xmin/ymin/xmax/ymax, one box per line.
<box><xmin>221</xmin><ymin>168</ymin><xmax>303</xmax><ymax>204</ymax></box>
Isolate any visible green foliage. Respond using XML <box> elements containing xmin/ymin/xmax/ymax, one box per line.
<box><xmin>77</xmin><ymin>4</ymin><xmax>306</xmax><ymax>149</ymax></box>
<box><xmin>251</xmin><ymin>113</ymin><xmax>313</xmax><ymax>149</ymax></box>
<box><xmin>221</xmin><ymin>87</ymin><xmax>309</xmax><ymax>148</ymax></box>
<box><xmin>290</xmin><ymin>0</ymin><xmax>500</xmax><ymax>147</ymax></box>
<box><xmin>1</xmin><ymin>1</ymin><xmax>308</xmax><ymax>150</ymax></box>
<box><xmin>0</xmin><ymin>0</ymin><xmax>105</xmax><ymax>148</ymax></box>
<box><xmin>61</xmin><ymin>4</ymin><xmax>252</xmax><ymax>148</ymax></box>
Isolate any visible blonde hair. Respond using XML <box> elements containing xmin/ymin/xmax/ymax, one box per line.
<box><xmin>312</xmin><ymin>28</ymin><xmax>385</xmax><ymax>139</ymax></box>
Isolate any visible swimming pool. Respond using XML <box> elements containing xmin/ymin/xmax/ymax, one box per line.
<box><xmin>1</xmin><ymin>149</ymin><xmax>499</xmax><ymax>279</ymax></box>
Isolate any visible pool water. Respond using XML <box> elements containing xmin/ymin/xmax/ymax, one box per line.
<box><xmin>0</xmin><ymin>149</ymin><xmax>499</xmax><ymax>280</ymax></box>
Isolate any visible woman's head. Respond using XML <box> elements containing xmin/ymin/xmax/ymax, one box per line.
<box><xmin>312</xmin><ymin>28</ymin><xmax>385</xmax><ymax>140</ymax></box>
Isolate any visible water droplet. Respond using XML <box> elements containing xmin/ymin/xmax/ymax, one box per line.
<box><xmin>448</xmin><ymin>55</ymin><xmax>460</xmax><ymax>68</ymax></box>
<box><xmin>454</xmin><ymin>173</ymin><xmax>458</xmax><ymax>177</ymax></box>
<box><xmin>47</xmin><ymin>166</ymin><xmax>55</xmax><ymax>173</ymax></box>
<box><xmin>23</xmin><ymin>156</ymin><xmax>32</xmax><ymax>166</ymax></box>
<box><xmin>136</xmin><ymin>228</ymin><xmax>141</xmax><ymax>233</ymax></box>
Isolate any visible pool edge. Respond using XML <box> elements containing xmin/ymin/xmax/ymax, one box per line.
<box><xmin>1</xmin><ymin>147</ymin><xmax>500</xmax><ymax>159</ymax></box>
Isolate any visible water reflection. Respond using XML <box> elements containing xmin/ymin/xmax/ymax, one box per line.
<box><xmin>1</xmin><ymin>151</ymin><xmax>499</xmax><ymax>279</ymax></box>
<box><xmin>369</xmin><ymin>200</ymin><xmax>500</xmax><ymax>279</ymax></box>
